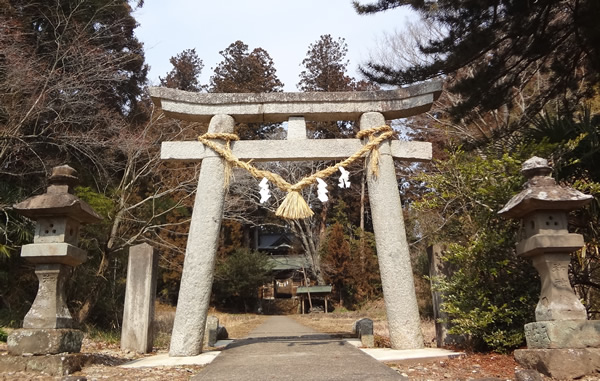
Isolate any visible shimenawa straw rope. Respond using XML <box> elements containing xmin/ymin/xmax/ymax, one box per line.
<box><xmin>197</xmin><ymin>125</ymin><xmax>394</xmax><ymax>219</ymax></box>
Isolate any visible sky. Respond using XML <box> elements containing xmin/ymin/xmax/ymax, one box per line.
<box><xmin>133</xmin><ymin>1</ymin><xmax>417</xmax><ymax>91</ymax></box>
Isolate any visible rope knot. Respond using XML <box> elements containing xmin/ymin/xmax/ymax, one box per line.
<box><xmin>198</xmin><ymin>132</ymin><xmax>241</xmax><ymax>189</ymax></box>
<box><xmin>356</xmin><ymin>126</ymin><xmax>395</xmax><ymax>179</ymax></box>
<box><xmin>199</xmin><ymin>132</ymin><xmax>240</xmax><ymax>142</ymax></box>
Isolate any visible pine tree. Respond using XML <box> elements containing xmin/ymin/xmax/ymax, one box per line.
<box><xmin>297</xmin><ymin>35</ymin><xmax>378</xmax><ymax>138</ymax></box>
<box><xmin>354</xmin><ymin>0</ymin><xmax>600</xmax><ymax>123</ymax></box>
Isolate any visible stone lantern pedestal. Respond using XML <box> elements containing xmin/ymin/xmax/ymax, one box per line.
<box><xmin>7</xmin><ymin>165</ymin><xmax>101</xmax><ymax>356</ymax></box>
<box><xmin>499</xmin><ymin>157</ymin><xmax>600</xmax><ymax>379</ymax></box>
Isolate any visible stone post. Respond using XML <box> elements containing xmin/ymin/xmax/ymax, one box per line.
<box><xmin>121</xmin><ymin>243</ymin><xmax>158</xmax><ymax>353</ymax></box>
<box><xmin>169</xmin><ymin>114</ymin><xmax>235</xmax><ymax>356</ymax></box>
<box><xmin>360</xmin><ymin>112</ymin><xmax>424</xmax><ymax>349</ymax></box>
<box><xmin>352</xmin><ymin>318</ymin><xmax>375</xmax><ymax>348</ymax></box>
<box><xmin>206</xmin><ymin>315</ymin><xmax>219</xmax><ymax>347</ymax></box>
<box><xmin>8</xmin><ymin>165</ymin><xmax>102</xmax><ymax>355</ymax></box>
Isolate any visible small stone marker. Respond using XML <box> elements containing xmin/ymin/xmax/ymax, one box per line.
<box><xmin>206</xmin><ymin>316</ymin><xmax>228</xmax><ymax>347</ymax></box>
<box><xmin>353</xmin><ymin>318</ymin><xmax>375</xmax><ymax>348</ymax></box>
<box><xmin>206</xmin><ymin>316</ymin><xmax>219</xmax><ymax>347</ymax></box>
<box><xmin>121</xmin><ymin>243</ymin><xmax>158</xmax><ymax>353</ymax></box>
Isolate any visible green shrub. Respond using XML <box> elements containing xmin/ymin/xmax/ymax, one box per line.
<box><xmin>415</xmin><ymin>150</ymin><xmax>539</xmax><ymax>352</ymax></box>
<box><xmin>434</xmin><ymin>233</ymin><xmax>538</xmax><ymax>352</ymax></box>
<box><xmin>212</xmin><ymin>248</ymin><xmax>274</xmax><ymax>312</ymax></box>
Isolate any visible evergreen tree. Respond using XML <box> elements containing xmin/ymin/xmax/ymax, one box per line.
<box><xmin>411</xmin><ymin>150</ymin><xmax>541</xmax><ymax>351</ymax></box>
<box><xmin>160</xmin><ymin>48</ymin><xmax>204</xmax><ymax>92</ymax></box>
<box><xmin>212</xmin><ymin>248</ymin><xmax>273</xmax><ymax>312</ymax></box>
<box><xmin>210</xmin><ymin>40</ymin><xmax>283</xmax><ymax>94</ymax></box>
<box><xmin>209</xmin><ymin>40</ymin><xmax>284</xmax><ymax>139</ymax></box>
<box><xmin>354</xmin><ymin>0</ymin><xmax>600</xmax><ymax>124</ymax></box>
<box><xmin>323</xmin><ymin>223</ymin><xmax>353</xmax><ymax>306</ymax></box>
<box><xmin>298</xmin><ymin>34</ymin><xmax>377</xmax><ymax>138</ymax></box>
<box><xmin>298</xmin><ymin>34</ymin><xmax>353</xmax><ymax>92</ymax></box>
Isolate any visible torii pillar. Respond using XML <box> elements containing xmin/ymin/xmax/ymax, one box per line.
<box><xmin>149</xmin><ymin>81</ymin><xmax>442</xmax><ymax>356</ymax></box>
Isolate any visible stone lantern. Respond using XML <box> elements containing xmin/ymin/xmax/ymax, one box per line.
<box><xmin>499</xmin><ymin>156</ymin><xmax>591</xmax><ymax>322</ymax></box>
<box><xmin>7</xmin><ymin>165</ymin><xmax>102</xmax><ymax>356</ymax></box>
<box><xmin>499</xmin><ymin>157</ymin><xmax>600</xmax><ymax>379</ymax></box>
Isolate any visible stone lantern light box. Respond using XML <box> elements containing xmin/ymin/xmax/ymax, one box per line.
<box><xmin>16</xmin><ymin>165</ymin><xmax>101</xmax><ymax>267</ymax></box>
<box><xmin>500</xmin><ymin>158</ymin><xmax>591</xmax><ymax>257</ymax></box>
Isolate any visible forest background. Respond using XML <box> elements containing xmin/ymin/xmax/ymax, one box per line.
<box><xmin>1</xmin><ymin>0</ymin><xmax>600</xmax><ymax>353</ymax></box>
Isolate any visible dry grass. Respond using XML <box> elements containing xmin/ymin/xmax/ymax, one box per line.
<box><xmin>152</xmin><ymin>303</ymin><xmax>268</xmax><ymax>350</ymax></box>
<box><xmin>153</xmin><ymin>302</ymin><xmax>176</xmax><ymax>349</ymax></box>
<box><xmin>206</xmin><ymin>307</ymin><xmax>268</xmax><ymax>339</ymax></box>
<box><xmin>290</xmin><ymin>300</ymin><xmax>437</xmax><ymax>348</ymax></box>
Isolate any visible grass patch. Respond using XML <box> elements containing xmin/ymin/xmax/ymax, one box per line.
<box><xmin>84</xmin><ymin>325</ymin><xmax>121</xmax><ymax>345</ymax></box>
<box><xmin>0</xmin><ymin>327</ymin><xmax>7</xmax><ymax>342</ymax></box>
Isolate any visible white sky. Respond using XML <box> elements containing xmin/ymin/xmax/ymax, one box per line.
<box><xmin>133</xmin><ymin>1</ymin><xmax>417</xmax><ymax>91</ymax></box>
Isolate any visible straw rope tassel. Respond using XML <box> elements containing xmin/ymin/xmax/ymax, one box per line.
<box><xmin>197</xmin><ymin>125</ymin><xmax>394</xmax><ymax>220</ymax></box>
<box><xmin>275</xmin><ymin>189</ymin><xmax>313</xmax><ymax>219</ymax></box>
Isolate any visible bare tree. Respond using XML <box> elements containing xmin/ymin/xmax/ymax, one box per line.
<box><xmin>224</xmin><ymin>160</ymin><xmax>335</xmax><ymax>285</ymax></box>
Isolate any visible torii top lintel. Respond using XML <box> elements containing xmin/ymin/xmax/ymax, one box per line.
<box><xmin>148</xmin><ymin>80</ymin><xmax>442</xmax><ymax>123</ymax></box>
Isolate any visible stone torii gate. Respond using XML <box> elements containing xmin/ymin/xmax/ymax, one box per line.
<box><xmin>149</xmin><ymin>81</ymin><xmax>442</xmax><ymax>356</ymax></box>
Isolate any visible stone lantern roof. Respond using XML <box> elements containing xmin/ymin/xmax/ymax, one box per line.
<box><xmin>498</xmin><ymin>157</ymin><xmax>592</xmax><ymax>218</ymax></box>
<box><xmin>13</xmin><ymin>165</ymin><xmax>102</xmax><ymax>223</ymax></box>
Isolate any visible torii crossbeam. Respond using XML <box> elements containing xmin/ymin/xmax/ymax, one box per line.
<box><xmin>149</xmin><ymin>81</ymin><xmax>442</xmax><ymax>356</ymax></box>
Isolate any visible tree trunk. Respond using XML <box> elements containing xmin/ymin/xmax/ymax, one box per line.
<box><xmin>76</xmin><ymin>249</ymin><xmax>110</xmax><ymax>323</ymax></box>
<box><xmin>291</xmin><ymin>219</ymin><xmax>326</xmax><ymax>285</ymax></box>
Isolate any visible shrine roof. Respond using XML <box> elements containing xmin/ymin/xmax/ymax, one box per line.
<box><xmin>296</xmin><ymin>285</ymin><xmax>333</xmax><ymax>294</ymax></box>
<box><xmin>268</xmin><ymin>255</ymin><xmax>311</xmax><ymax>271</ymax></box>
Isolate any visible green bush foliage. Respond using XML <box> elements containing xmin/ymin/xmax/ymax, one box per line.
<box><xmin>0</xmin><ymin>327</ymin><xmax>8</xmax><ymax>342</ymax></box>
<box><xmin>212</xmin><ymin>248</ymin><xmax>274</xmax><ymax>312</ymax></box>
<box><xmin>415</xmin><ymin>150</ymin><xmax>539</xmax><ymax>352</ymax></box>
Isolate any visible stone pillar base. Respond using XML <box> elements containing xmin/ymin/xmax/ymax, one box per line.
<box><xmin>515</xmin><ymin>348</ymin><xmax>600</xmax><ymax>379</ymax></box>
<box><xmin>0</xmin><ymin>352</ymin><xmax>91</xmax><ymax>376</ymax></box>
<box><xmin>525</xmin><ymin>320</ymin><xmax>600</xmax><ymax>349</ymax></box>
<box><xmin>8</xmin><ymin>328</ymin><xmax>84</xmax><ymax>355</ymax></box>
